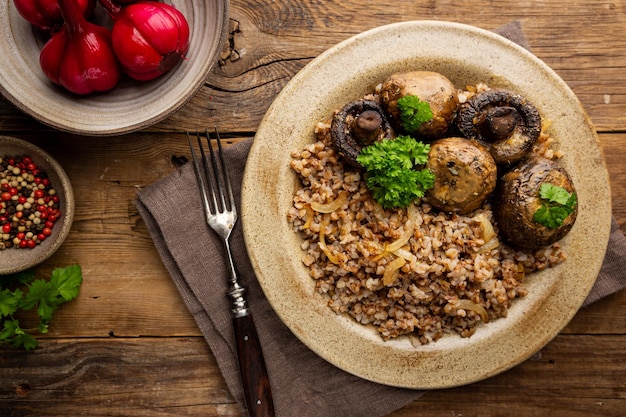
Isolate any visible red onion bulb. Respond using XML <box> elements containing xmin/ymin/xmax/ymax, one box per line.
<box><xmin>110</xmin><ymin>2</ymin><xmax>190</xmax><ymax>81</ymax></box>
<box><xmin>13</xmin><ymin>0</ymin><xmax>95</xmax><ymax>32</ymax></box>
<box><xmin>39</xmin><ymin>0</ymin><xmax>121</xmax><ymax>95</ymax></box>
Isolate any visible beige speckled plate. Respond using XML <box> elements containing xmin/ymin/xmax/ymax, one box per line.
<box><xmin>241</xmin><ymin>21</ymin><xmax>611</xmax><ymax>389</ymax></box>
<box><xmin>0</xmin><ymin>0</ymin><xmax>228</xmax><ymax>136</ymax></box>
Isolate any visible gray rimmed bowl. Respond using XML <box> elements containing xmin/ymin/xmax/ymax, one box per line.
<box><xmin>0</xmin><ymin>0</ymin><xmax>229</xmax><ymax>136</ymax></box>
<box><xmin>0</xmin><ymin>136</ymin><xmax>74</xmax><ymax>275</ymax></box>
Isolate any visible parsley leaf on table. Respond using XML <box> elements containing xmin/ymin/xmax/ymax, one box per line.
<box><xmin>51</xmin><ymin>264</ymin><xmax>83</xmax><ymax>301</ymax></box>
<box><xmin>0</xmin><ymin>264</ymin><xmax>83</xmax><ymax>350</ymax></box>
<box><xmin>357</xmin><ymin>135</ymin><xmax>435</xmax><ymax>209</ymax></box>
<box><xmin>0</xmin><ymin>288</ymin><xmax>23</xmax><ymax>317</ymax></box>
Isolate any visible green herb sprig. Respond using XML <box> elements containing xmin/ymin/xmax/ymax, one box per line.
<box><xmin>0</xmin><ymin>264</ymin><xmax>83</xmax><ymax>350</ymax></box>
<box><xmin>357</xmin><ymin>135</ymin><xmax>435</xmax><ymax>209</ymax></box>
<box><xmin>533</xmin><ymin>183</ymin><xmax>577</xmax><ymax>229</ymax></box>
<box><xmin>397</xmin><ymin>95</ymin><xmax>433</xmax><ymax>134</ymax></box>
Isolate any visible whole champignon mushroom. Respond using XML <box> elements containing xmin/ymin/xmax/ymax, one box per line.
<box><xmin>456</xmin><ymin>88</ymin><xmax>542</xmax><ymax>166</ymax></box>
<box><xmin>425</xmin><ymin>137</ymin><xmax>497</xmax><ymax>214</ymax></box>
<box><xmin>494</xmin><ymin>157</ymin><xmax>577</xmax><ymax>250</ymax></box>
<box><xmin>379</xmin><ymin>71</ymin><xmax>459</xmax><ymax>139</ymax></box>
<box><xmin>330</xmin><ymin>99</ymin><xmax>394</xmax><ymax>168</ymax></box>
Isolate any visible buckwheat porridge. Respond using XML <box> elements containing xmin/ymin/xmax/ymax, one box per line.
<box><xmin>287</xmin><ymin>71</ymin><xmax>577</xmax><ymax>345</ymax></box>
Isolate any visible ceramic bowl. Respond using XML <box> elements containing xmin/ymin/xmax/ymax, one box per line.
<box><xmin>0</xmin><ymin>0</ymin><xmax>229</xmax><ymax>136</ymax></box>
<box><xmin>242</xmin><ymin>21</ymin><xmax>612</xmax><ymax>389</ymax></box>
<box><xmin>0</xmin><ymin>136</ymin><xmax>74</xmax><ymax>275</ymax></box>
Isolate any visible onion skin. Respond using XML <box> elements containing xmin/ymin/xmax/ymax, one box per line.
<box><xmin>13</xmin><ymin>0</ymin><xmax>95</xmax><ymax>32</ymax></box>
<box><xmin>109</xmin><ymin>2</ymin><xmax>190</xmax><ymax>81</ymax></box>
<box><xmin>39</xmin><ymin>0</ymin><xmax>121</xmax><ymax>95</ymax></box>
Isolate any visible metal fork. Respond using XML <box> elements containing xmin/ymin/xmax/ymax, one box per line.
<box><xmin>187</xmin><ymin>128</ymin><xmax>275</xmax><ymax>417</ymax></box>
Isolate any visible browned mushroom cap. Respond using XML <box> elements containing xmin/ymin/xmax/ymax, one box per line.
<box><xmin>379</xmin><ymin>71</ymin><xmax>459</xmax><ymax>139</ymax></box>
<box><xmin>493</xmin><ymin>157</ymin><xmax>577</xmax><ymax>250</ymax></box>
<box><xmin>456</xmin><ymin>89</ymin><xmax>542</xmax><ymax>166</ymax></box>
<box><xmin>425</xmin><ymin>137</ymin><xmax>497</xmax><ymax>214</ymax></box>
<box><xmin>330</xmin><ymin>100</ymin><xmax>394</xmax><ymax>168</ymax></box>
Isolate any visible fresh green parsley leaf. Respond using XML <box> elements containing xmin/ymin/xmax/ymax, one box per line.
<box><xmin>0</xmin><ymin>319</ymin><xmax>21</xmax><ymax>340</ymax></box>
<box><xmin>0</xmin><ymin>319</ymin><xmax>38</xmax><ymax>350</ymax></box>
<box><xmin>50</xmin><ymin>264</ymin><xmax>83</xmax><ymax>302</ymax></box>
<box><xmin>357</xmin><ymin>135</ymin><xmax>435</xmax><ymax>209</ymax></box>
<box><xmin>20</xmin><ymin>279</ymin><xmax>59</xmax><ymax>322</ymax></box>
<box><xmin>539</xmin><ymin>182</ymin><xmax>572</xmax><ymax>205</ymax></box>
<box><xmin>533</xmin><ymin>183</ymin><xmax>577</xmax><ymax>229</ymax></box>
<box><xmin>397</xmin><ymin>95</ymin><xmax>433</xmax><ymax>134</ymax></box>
<box><xmin>0</xmin><ymin>264</ymin><xmax>83</xmax><ymax>350</ymax></box>
<box><xmin>0</xmin><ymin>288</ymin><xmax>23</xmax><ymax>317</ymax></box>
<box><xmin>12</xmin><ymin>333</ymin><xmax>39</xmax><ymax>350</ymax></box>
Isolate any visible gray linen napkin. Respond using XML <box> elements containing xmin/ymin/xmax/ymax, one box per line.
<box><xmin>135</xmin><ymin>22</ymin><xmax>626</xmax><ymax>417</ymax></box>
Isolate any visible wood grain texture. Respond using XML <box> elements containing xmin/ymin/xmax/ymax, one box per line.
<box><xmin>1</xmin><ymin>1</ymin><xmax>626</xmax><ymax>135</ymax></box>
<box><xmin>0</xmin><ymin>0</ymin><xmax>625</xmax><ymax>415</ymax></box>
<box><xmin>1</xmin><ymin>334</ymin><xmax>624</xmax><ymax>416</ymax></box>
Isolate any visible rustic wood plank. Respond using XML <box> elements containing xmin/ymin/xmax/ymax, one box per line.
<box><xmin>1</xmin><ymin>334</ymin><xmax>624</xmax><ymax>416</ymax></box>
<box><xmin>0</xmin><ymin>338</ymin><xmax>239</xmax><ymax>416</ymax></box>
<box><xmin>1</xmin><ymin>1</ymin><xmax>626</xmax><ymax>134</ymax></box>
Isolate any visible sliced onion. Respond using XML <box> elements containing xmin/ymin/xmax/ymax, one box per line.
<box><xmin>455</xmin><ymin>299</ymin><xmax>490</xmax><ymax>323</ymax></box>
<box><xmin>392</xmin><ymin>248</ymin><xmax>417</xmax><ymax>263</ymax></box>
<box><xmin>318</xmin><ymin>216</ymin><xmax>340</xmax><ymax>264</ymax></box>
<box><xmin>406</xmin><ymin>202</ymin><xmax>420</xmax><ymax>223</ymax></box>
<box><xmin>475</xmin><ymin>237</ymin><xmax>500</xmax><ymax>253</ymax></box>
<box><xmin>385</xmin><ymin>221</ymin><xmax>415</xmax><ymax>253</ymax></box>
<box><xmin>310</xmin><ymin>191</ymin><xmax>348</xmax><ymax>213</ymax></box>
<box><xmin>474</xmin><ymin>212</ymin><xmax>496</xmax><ymax>242</ymax></box>
<box><xmin>370</xmin><ymin>250</ymin><xmax>388</xmax><ymax>262</ymax></box>
<box><xmin>302</xmin><ymin>206</ymin><xmax>314</xmax><ymax>229</ymax></box>
<box><xmin>382</xmin><ymin>257</ymin><xmax>406</xmax><ymax>286</ymax></box>
<box><xmin>385</xmin><ymin>204</ymin><xmax>418</xmax><ymax>252</ymax></box>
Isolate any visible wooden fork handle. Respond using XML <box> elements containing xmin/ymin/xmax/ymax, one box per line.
<box><xmin>233</xmin><ymin>313</ymin><xmax>276</xmax><ymax>417</ymax></box>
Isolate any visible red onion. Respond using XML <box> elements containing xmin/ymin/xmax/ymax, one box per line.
<box><xmin>39</xmin><ymin>0</ymin><xmax>121</xmax><ymax>95</ymax></box>
<box><xmin>100</xmin><ymin>0</ymin><xmax>190</xmax><ymax>81</ymax></box>
<box><xmin>13</xmin><ymin>0</ymin><xmax>95</xmax><ymax>32</ymax></box>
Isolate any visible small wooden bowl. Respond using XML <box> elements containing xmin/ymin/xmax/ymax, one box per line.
<box><xmin>0</xmin><ymin>136</ymin><xmax>74</xmax><ymax>275</ymax></box>
<box><xmin>0</xmin><ymin>0</ymin><xmax>229</xmax><ymax>136</ymax></box>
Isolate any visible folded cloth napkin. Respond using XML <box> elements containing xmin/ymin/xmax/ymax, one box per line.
<box><xmin>135</xmin><ymin>22</ymin><xmax>626</xmax><ymax>417</ymax></box>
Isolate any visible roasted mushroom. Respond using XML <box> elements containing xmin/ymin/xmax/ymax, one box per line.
<box><xmin>379</xmin><ymin>71</ymin><xmax>459</xmax><ymax>138</ymax></box>
<box><xmin>494</xmin><ymin>157</ymin><xmax>577</xmax><ymax>250</ymax></box>
<box><xmin>330</xmin><ymin>100</ymin><xmax>394</xmax><ymax>168</ymax></box>
<box><xmin>456</xmin><ymin>88</ymin><xmax>542</xmax><ymax>166</ymax></box>
<box><xmin>425</xmin><ymin>137</ymin><xmax>497</xmax><ymax>214</ymax></box>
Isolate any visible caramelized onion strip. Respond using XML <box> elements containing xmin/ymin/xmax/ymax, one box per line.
<box><xmin>310</xmin><ymin>191</ymin><xmax>348</xmax><ymax>213</ymax></box>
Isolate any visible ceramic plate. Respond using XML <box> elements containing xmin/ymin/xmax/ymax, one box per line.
<box><xmin>241</xmin><ymin>21</ymin><xmax>611</xmax><ymax>389</ymax></box>
<box><xmin>0</xmin><ymin>0</ymin><xmax>228</xmax><ymax>136</ymax></box>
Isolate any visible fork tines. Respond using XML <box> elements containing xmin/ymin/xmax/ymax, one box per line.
<box><xmin>187</xmin><ymin>128</ymin><xmax>236</xmax><ymax>218</ymax></box>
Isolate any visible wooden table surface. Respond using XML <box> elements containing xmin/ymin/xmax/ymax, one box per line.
<box><xmin>1</xmin><ymin>0</ymin><xmax>625</xmax><ymax>416</ymax></box>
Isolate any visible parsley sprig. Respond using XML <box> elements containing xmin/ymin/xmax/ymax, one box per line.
<box><xmin>357</xmin><ymin>135</ymin><xmax>435</xmax><ymax>209</ymax></box>
<box><xmin>533</xmin><ymin>183</ymin><xmax>577</xmax><ymax>229</ymax></box>
<box><xmin>0</xmin><ymin>264</ymin><xmax>83</xmax><ymax>350</ymax></box>
<box><xmin>397</xmin><ymin>95</ymin><xmax>433</xmax><ymax>134</ymax></box>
